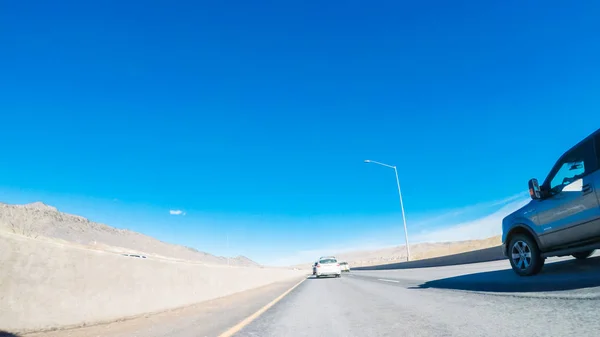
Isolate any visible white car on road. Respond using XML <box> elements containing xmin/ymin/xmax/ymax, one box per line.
<box><xmin>315</xmin><ymin>256</ymin><xmax>341</xmax><ymax>278</ymax></box>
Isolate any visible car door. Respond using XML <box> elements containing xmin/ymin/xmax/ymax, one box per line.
<box><xmin>535</xmin><ymin>138</ymin><xmax>600</xmax><ymax>249</ymax></box>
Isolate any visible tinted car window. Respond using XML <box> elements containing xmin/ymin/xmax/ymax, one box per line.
<box><xmin>319</xmin><ymin>259</ymin><xmax>337</xmax><ymax>264</ymax></box>
<box><xmin>596</xmin><ymin>133</ymin><xmax>600</xmax><ymax>163</ymax></box>
<box><xmin>548</xmin><ymin>139</ymin><xmax>597</xmax><ymax>193</ymax></box>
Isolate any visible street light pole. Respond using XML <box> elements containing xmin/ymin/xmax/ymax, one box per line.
<box><xmin>392</xmin><ymin>166</ymin><xmax>411</xmax><ymax>261</ymax></box>
<box><xmin>365</xmin><ymin>160</ymin><xmax>411</xmax><ymax>261</ymax></box>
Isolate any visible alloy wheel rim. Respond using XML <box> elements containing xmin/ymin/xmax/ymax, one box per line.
<box><xmin>511</xmin><ymin>240</ymin><xmax>532</xmax><ymax>270</ymax></box>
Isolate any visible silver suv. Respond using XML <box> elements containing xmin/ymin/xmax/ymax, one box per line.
<box><xmin>502</xmin><ymin>128</ymin><xmax>600</xmax><ymax>276</ymax></box>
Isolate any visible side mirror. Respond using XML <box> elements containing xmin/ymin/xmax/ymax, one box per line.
<box><xmin>528</xmin><ymin>178</ymin><xmax>541</xmax><ymax>200</ymax></box>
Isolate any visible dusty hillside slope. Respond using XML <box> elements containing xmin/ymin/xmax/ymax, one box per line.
<box><xmin>300</xmin><ymin>236</ymin><xmax>502</xmax><ymax>267</ymax></box>
<box><xmin>0</xmin><ymin>202</ymin><xmax>259</xmax><ymax>267</ymax></box>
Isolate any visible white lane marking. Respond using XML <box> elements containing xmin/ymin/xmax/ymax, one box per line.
<box><xmin>218</xmin><ymin>277</ymin><xmax>307</xmax><ymax>337</ymax></box>
<box><xmin>378</xmin><ymin>278</ymin><xmax>400</xmax><ymax>283</ymax></box>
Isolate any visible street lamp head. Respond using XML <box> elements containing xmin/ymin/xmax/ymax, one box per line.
<box><xmin>364</xmin><ymin>160</ymin><xmax>371</xmax><ymax>163</ymax></box>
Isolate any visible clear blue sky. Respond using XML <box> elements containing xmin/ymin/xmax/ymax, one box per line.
<box><xmin>1</xmin><ymin>1</ymin><xmax>599</xmax><ymax>265</ymax></box>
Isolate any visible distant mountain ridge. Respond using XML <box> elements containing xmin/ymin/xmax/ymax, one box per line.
<box><xmin>294</xmin><ymin>236</ymin><xmax>502</xmax><ymax>268</ymax></box>
<box><xmin>0</xmin><ymin>202</ymin><xmax>260</xmax><ymax>267</ymax></box>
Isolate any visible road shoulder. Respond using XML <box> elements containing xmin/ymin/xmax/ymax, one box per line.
<box><xmin>24</xmin><ymin>276</ymin><xmax>307</xmax><ymax>337</ymax></box>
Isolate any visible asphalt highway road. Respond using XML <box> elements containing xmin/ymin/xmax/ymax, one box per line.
<box><xmin>23</xmin><ymin>254</ymin><xmax>600</xmax><ymax>337</ymax></box>
<box><xmin>237</xmin><ymin>255</ymin><xmax>600</xmax><ymax>337</ymax></box>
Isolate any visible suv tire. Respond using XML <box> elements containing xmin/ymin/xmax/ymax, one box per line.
<box><xmin>508</xmin><ymin>234</ymin><xmax>545</xmax><ymax>276</ymax></box>
<box><xmin>572</xmin><ymin>250</ymin><xmax>594</xmax><ymax>260</ymax></box>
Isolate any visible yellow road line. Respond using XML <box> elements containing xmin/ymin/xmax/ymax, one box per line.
<box><xmin>218</xmin><ymin>277</ymin><xmax>307</xmax><ymax>337</ymax></box>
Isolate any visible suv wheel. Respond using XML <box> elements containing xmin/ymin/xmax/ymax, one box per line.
<box><xmin>509</xmin><ymin>234</ymin><xmax>544</xmax><ymax>276</ymax></box>
<box><xmin>572</xmin><ymin>250</ymin><xmax>594</xmax><ymax>260</ymax></box>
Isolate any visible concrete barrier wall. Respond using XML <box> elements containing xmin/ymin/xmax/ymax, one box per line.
<box><xmin>353</xmin><ymin>246</ymin><xmax>505</xmax><ymax>271</ymax></box>
<box><xmin>0</xmin><ymin>232</ymin><xmax>304</xmax><ymax>333</ymax></box>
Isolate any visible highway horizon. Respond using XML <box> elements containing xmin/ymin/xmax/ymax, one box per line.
<box><xmin>26</xmin><ymin>253</ymin><xmax>600</xmax><ymax>337</ymax></box>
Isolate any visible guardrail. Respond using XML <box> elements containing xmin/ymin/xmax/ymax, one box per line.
<box><xmin>352</xmin><ymin>246</ymin><xmax>505</xmax><ymax>271</ymax></box>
